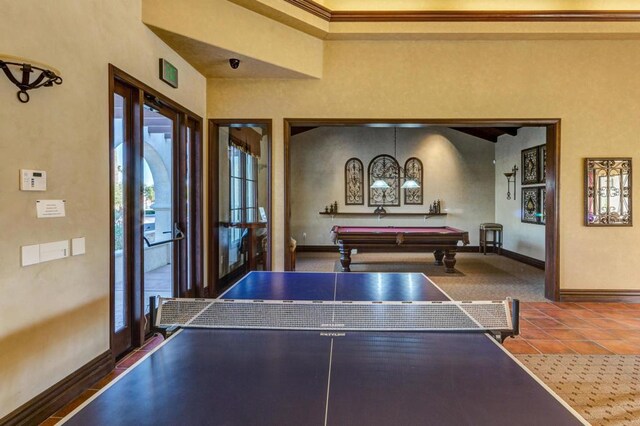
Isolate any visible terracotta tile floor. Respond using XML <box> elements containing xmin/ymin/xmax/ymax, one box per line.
<box><xmin>504</xmin><ymin>302</ymin><xmax>640</xmax><ymax>355</ymax></box>
<box><xmin>41</xmin><ymin>334</ymin><xmax>165</xmax><ymax>425</ymax></box>
<box><xmin>41</xmin><ymin>302</ymin><xmax>640</xmax><ymax>424</ymax></box>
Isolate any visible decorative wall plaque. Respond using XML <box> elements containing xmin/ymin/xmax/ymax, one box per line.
<box><xmin>521</xmin><ymin>187</ymin><xmax>540</xmax><ymax>224</ymax></box>
<box><xmin>585</xmin><ymin>158</ymin><xmax>632</xmax><ymax>226</ymax></box>
<box><xmin>539</xmin><ymin>187</ymin><xmax>546</xmax><ymax>225</ymax></box>
<box><xmin>344</xmin><ymin>158</ymin><xmax>364</xmax><ymax>205</ymax></box>
<box><xmin>521</xmin><ymin>146</ymin><xmax>539</xmax><ymax>185</ymax></box>
<box><xmin>539</xmin><ymin>144</ymin><xmax>547</xmax><ymax>183</ymax></box>
<box><xmin>404</xmin><ymin>157</ymin><xmax>423</xmax><ymax>205</ymax></box>
<box><xmin>368</xmin><ymin>154</ymin><xmax>400</xmax><ymax>207</ymax></box>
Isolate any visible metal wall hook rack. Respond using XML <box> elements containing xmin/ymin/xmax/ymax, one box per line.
<box><xmin>0</xmin><ymin>54</ymin><xmax>62</xmax><ymax>103</ymax></box>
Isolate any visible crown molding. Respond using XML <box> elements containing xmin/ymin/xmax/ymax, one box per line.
<box><xmin>330</xmin><ymin>10</ymin><xmax>640</xmax><ymax>22</ymax></box>
<box><xmin>283</xmin><ymin>0</ymin><xmax>331</xmax><ymax>21</ymax></box>
<box><xmin>282</xmin><ymin>1</ymin><xmax>640</xmax><ymax>22</ymax></box>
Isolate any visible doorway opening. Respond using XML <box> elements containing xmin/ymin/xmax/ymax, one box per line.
<box><xmin>208</xmin><ymin>120</ymin><xmax>272</xmax><ymax>296</ymax></box>
<box><xmin>284</xmin><ymin>119</ymin><xmax>560</xmax><ymax>301</ymax></box>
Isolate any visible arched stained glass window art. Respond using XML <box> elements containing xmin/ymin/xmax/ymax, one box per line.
<box><xmin>345</xmin><ymin>158</ymin><xmax>364</xmax><ymax>205</ymax></box>
<box><xmin>368</xmin><ymin>154</ymin><xmax>400</xmax><ymax>207</ymax></box>
<box><xmin>404</xmin><ymin>157</ymin><xmax>423</xmax><ymax>205</ymax></box>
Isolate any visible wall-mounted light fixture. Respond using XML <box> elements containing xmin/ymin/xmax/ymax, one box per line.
<box><xmin>504</xmin><ymin>165</ymin><xmax>518</xmax><ymax>200</ymax></box>
<box><xmin>0</xmin><ymin>54</ymin><xmax>63</xmax><ymax>103</ymax></box>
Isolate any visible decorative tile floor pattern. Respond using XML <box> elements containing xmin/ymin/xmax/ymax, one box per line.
<box><xmin>517</xmin><ymin>355</ymin><xmax>640</xmax><ymax>426</ymax></box>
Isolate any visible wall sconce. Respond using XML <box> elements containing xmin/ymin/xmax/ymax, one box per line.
<box><xmin>0</xmin><ymin>54</ymin><xmax>63</xmax><ymax>103</ymax></box>
<box><xmin>504</xmin><ymin>165</ymin><xmax>518</xmax><ymax>200</ymax></box>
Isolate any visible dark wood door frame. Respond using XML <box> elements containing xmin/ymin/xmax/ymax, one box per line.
<box><xmin>208</xmin><ymin>119</ymin><xmax>273</xmax><ymax>296</ymax></box>
<box><xmin>284</xmin><ymin>118</ymin><xmax>561</xmax><ymax>301</ymax></box>
<box><xmin>109</xmin><ymin>65</ymin><xmax>204</xmax><ymax>355</ymax></box>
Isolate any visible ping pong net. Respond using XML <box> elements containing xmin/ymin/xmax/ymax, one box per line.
<box><xmin>153</xmin><ymin>298</ymin><xmax>520</xmax><ymax>342</ymax></box>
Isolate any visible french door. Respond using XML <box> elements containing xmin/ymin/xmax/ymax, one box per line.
<box><xmin>110</xmin><ymin>66</ymin><xmax>203</xmax><ymax>358</ymax></box>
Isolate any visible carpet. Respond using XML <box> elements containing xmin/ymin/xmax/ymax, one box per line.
<box><xmin>333</xmin><ymin>253</ymin><xmax>547</xmax><ymax>302</ymax></box>
<box><xmin>518</xmin><ymin>354</ymin><xmax>640</xmax><ymax>425</ymax></box>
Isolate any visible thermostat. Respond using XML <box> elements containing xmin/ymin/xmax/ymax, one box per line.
<box><xmin>20</xmin><ymin>169</ymin><xmax>47</xmax><ymax>191</ymax></box>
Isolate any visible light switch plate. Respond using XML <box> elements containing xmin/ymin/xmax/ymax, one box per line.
<box><xmin>21</xmin><ymin>244</ymin><xmax>40</xmax><ymax>266</ymax></box>
<box><xmin>71</xmin><ymin>237</ymin><xmax>86</xmax><ymax>256</ymax></box>
<box><xmin>39</xmin><ymin>240</ymin><xmax>69</xmax><ymax>263</ymax></box>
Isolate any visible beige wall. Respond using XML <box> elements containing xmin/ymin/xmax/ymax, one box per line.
<box><xmin>290</xmin><ymin>126</ymin><xmax>495</xmax><ymax>245</ymax></box>
<box><xmin>208</xmin><ymin>39</ymin><xmax>640</xmax><ymax>291</ymax></box>
<box><xmin>495</xmin><ymin>127</ymin><xmax>547</xmax><ymax>260</ymax></box>
<box><xmin>142</xmin><ymin>0</ymin><xmax>324</xmax><ymax>78</ymax></box>
<box><xmin>0</xmin><ymin>0</ymin><xmax>205</xmax><ymax>417</ymax></box>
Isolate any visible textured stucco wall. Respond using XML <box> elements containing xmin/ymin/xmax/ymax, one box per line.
<box><xmin>290</xmin><ymin>126</ymin><xmax>495</xmax><ymax>245</ymax></box>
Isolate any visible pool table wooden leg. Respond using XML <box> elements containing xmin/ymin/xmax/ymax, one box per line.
<box><xmin>433</xmin><ymin>250</ymin><xmax>444</xmax><ymax>265</ymax></box>
<box><xmin>339</xmin><ymin>246</ymin><xmax>352</xmax><ymax>272</ymax></box>
<box><xmin>443</xmin><ymin>249</ymin><xmax>457</xmax><ymax>273</ymax></box>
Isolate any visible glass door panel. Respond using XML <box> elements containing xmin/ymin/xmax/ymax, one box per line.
<box><xmin>112</xmin><ymin>83</ymin><xmax>133</xmax><ymax>358</ymax></box>
<box><xmin>142</xmin><ymin>106</ymin><xmax>177</xmax><ymax>310</ymax></box>
<box><xmin>113</xmin><ymin>93</ymin><xmax>128</xmax><ymax>334</ymax></box>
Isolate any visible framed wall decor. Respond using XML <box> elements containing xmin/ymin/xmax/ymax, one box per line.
<box><xmin>403</xmin><ymin>157</ymin><xmax>423</xmax><ymax>205</ymax></box>
<box><xmin>539</xmin><ymin>144</ymin><xmax>547</xmax><ymax>183</ymax></box>
<box><xmin>521</xmin><ymin>146</ymin><xmax>540</xmax><ymax>185</ymax></box>
<box><xmin>521</xmin><ymin>187</ymin><xmax>541</xmax><ymax>224</ymax></box>
<box><xmin>368</xmin><ymin>154</ymin><xmax>400</xmax><ymax>207</ymax></box>
<box><xmin>585</xmin><ymin>158</ymin><xmax>632</xmax><ymax>226</ymax></box>
<box><xmin>344</xmin><ymin>158</ymin><xmax>364</xmax><ymax>205</ymax></box>
<box><xmin>539</xmin><ymin>187</ymin><xmax>546</xmax><ymax>225</ymax></box>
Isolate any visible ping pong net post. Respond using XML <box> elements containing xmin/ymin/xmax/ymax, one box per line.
<box><xmin>151</xmin><ymin>297</ymin><xmax>520</xmax><ymax>343</ymax></box>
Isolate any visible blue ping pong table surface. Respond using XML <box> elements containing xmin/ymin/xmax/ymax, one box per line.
<box><xmin>62</xmin><ymin>271</ymin><xmax>587</xmax><ymax>426</ymax></box>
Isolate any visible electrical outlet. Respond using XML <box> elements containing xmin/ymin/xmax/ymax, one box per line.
<box><xmin>303</xmin><ymin>232</ymin><xmax>307</xmax><ymax>241</ymax></box>
<box><xmin>220</xmin><ymin>255</ymin><xmax>224</xmax><ymax>265</ymax></box>
<box><xmin>352</xmin><ymin>249</ymin><xmax>358</xmax><ymax>255</ymax></box>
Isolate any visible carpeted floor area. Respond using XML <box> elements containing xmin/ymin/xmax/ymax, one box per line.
<box><xmin>517</xmin><ymin>355</ymin><xmax>640</xmax><ymax>425</ymax></box>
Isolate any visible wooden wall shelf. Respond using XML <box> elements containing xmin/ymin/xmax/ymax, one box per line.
<box><xmin>318</xmin><ymin>212</ymin><xmax>447</xmax><ymax>219</ymax></box>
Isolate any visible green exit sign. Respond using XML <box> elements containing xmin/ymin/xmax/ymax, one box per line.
<box><xmin>159</xmin><ymin>58</ymin><xmax>178</xmax><ymax>88</ymax></box>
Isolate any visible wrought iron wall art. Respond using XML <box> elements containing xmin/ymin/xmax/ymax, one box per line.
<box><xmin>585</xmin><ymin>158</ymin><xmax>632</xmax><ymax>226</ymax></box>
<box><xmin>539</xmin><ymin>145</ymin><xmax>547</xmax><ymax>183</ymax></box>
<box><xmin>521</xmin><ymin>187</ymin><xmax>541</xmax><ymax>224</ymax></box>
<box><xmin>0</xmin><ymin>55</ymin><xmax>63</xmax><ymax>103</ymax></box>
<box><xmin>521</xmin><ymin>146</ymin><xmax>540</xmax><ymax>185</ymax></box>
<box><xmin>345</xmin><ymin>158</ymin><xmax>364</xmax><ymax>205</ymax></box>
<box><xmin>539</xmin><ymin>187</ymin><xmax>546</xmax><ymax>225</ymax></box>
<box><xmin>368</xmin><ymin>154</ymin><xmax>400</xmax><ymax>207</ymax></box>
<box><xmin>404</xmin><ymin>157</ymin><xmax>423</xmax><ymax>205</ymax></box>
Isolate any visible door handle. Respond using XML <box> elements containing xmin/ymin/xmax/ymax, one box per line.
<box><xmin>143</xmin><ymin>223</ymin><xmax>185</xmax><ymax>247</ymax></box>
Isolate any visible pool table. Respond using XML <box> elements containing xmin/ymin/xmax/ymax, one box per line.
<box><xmin>330</xmin><ymin>225</ymin><xmax>470</xmax><ymax>273</ymax></box>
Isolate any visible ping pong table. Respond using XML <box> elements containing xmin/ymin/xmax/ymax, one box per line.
<box><xmin>61</xmin><ymin>271</ymin><xmax>588</xmax><ymax>425</ymax></box>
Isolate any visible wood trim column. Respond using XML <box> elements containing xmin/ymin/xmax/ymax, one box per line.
<box><xmin>545</xmin><ymin>122</ymin><xmax>561</xmax><ymax>300</ymax></box>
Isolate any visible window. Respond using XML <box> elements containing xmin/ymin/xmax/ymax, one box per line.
<box><xmin>229</xmin><ymin>144</ymin><xmax>258</xmax><ymax>224</ymax></box>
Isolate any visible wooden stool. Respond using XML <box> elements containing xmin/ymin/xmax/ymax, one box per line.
<box><xmin>479</xmin><ymin>223</ymin><xmax>503</xmax><ymax>255</ymax></box>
